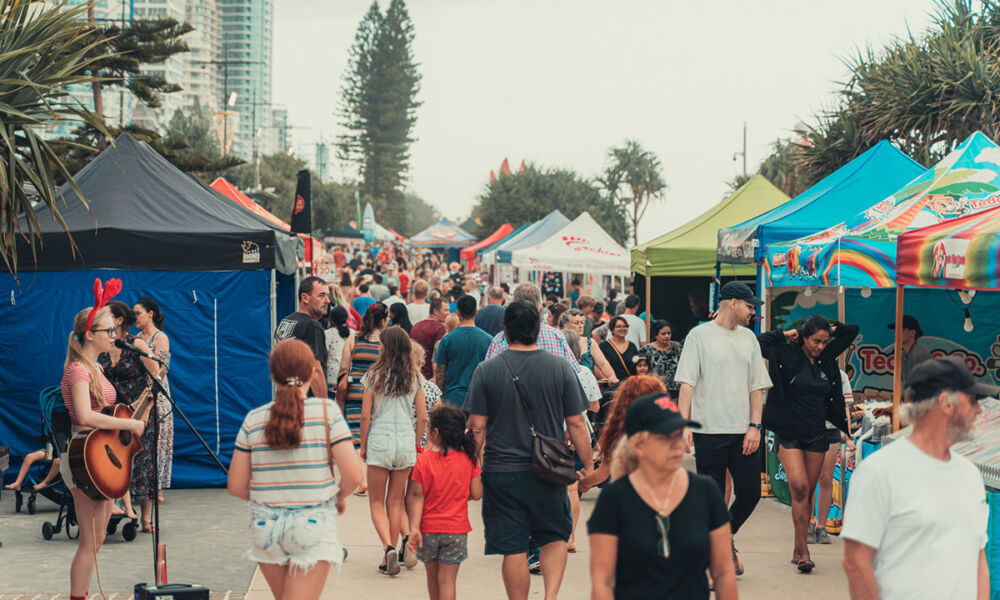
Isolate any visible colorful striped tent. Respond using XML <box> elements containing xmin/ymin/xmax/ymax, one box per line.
<box><xmin>897</xmin><ymin>203</ymin><xmax>1000</xmax><ymax>290</ymax></box>
<box><xmin>765</xmin><ymin>132</ymin><xmax>1000</xmax><ymax>287</ymax></box>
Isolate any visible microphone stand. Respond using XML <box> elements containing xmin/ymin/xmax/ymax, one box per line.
<box><xmin>136</xmin><ymin>359</ymin><xmax>228</xmax><ymax>584</ymax></box>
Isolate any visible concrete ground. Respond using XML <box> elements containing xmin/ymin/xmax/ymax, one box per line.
<box><xmin>0</xmin><ymin>470</ymin><xmax>849</xmax><ymax>599</ymax></box>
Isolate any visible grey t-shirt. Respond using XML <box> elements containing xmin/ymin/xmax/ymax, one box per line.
<box><xmin>901</xmin><ymin>342</ymin><xmax>934</xmax><ymax>386</ymax></box>
<box><xmin>464</xmin><ymin>349</ymin><xmax>588</xmax><ymax>473</ymax></box>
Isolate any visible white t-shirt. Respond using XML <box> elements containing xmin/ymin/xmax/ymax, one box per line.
<box><xmin>825</xmin><ymin>369</ymin><xmax>854</xmax><ymax>430</ymax></box>
<box><xmin>383</xmin><ymin>295</ymin><xmax>406</xmax><ymax>308</ymax></box>
<box><xmin>621</xmin><ymin>313</ymin><xmax>646</xmax><ymax>347</ymax></box>
<box><xmin>842</xmin><ymin>437</ymin><xmax>987</xmax><ymax>600</ymax></box>
<box><xmin>673</xmin><ymin>321</ymin><xmax>772</xmax><ymax>434</ymax></box>
<box><xmin>407</xmin><ymin>302</ymin><xmax>430</xmax><ymax>323</ymax></box>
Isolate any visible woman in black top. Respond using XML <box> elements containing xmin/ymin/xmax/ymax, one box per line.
<box><xmin>588</xmin><ymin>392</ymin><xmax>736</xmax><ymax>600</ymax></box>
<box><xmin>600</xmin><ymin>316</ymin><xmax>638</xmax><ymax>381</ymax></box>
<box><xmin>758</xmin><ymin>315</ymin><xmax>858</xmax><ymax>573</ymax></box>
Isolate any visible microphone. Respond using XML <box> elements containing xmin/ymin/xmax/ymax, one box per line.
<box><xmin>114</xmin><ymin>338</ymin><xmax>164</xmax><ymax>364</ymax></box>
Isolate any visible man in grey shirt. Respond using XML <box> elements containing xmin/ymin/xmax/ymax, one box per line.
<box><xmin>889</xmin><ymin>315</ymin><xmax>934</xmax><ymax>386</ymax></box>
<box><xmin>465</xmin><ymin>300</ymin><xmax>593</xmax><ymax>599</ymax></box>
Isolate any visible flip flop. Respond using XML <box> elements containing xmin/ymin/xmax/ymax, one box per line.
<box><xmin>796</xmin><ymin>559</ymin><xmax>815</xmax><ymax>574</ymax></box>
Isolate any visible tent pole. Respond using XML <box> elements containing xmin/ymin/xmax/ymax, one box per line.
<box><xmin>645</xmin><ymin>274</ymin><xmax>651</xmax><ymax>341</ymax></box>
<box><xmin>892</xmin><ymin>285</ymin><xmax>905</xmax><ymax>432</ymax></box>
<box><xmin>838</xmin><ymin>286</ymin><xmax>846</xmax><ymax>370</ymax></box>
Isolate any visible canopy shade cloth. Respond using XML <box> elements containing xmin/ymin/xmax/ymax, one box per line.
<box><xmin>9</xmin><ymin>134</ymin><xmax>299</xmax><ymax>274</ymax></box>
<box><xmin>478</xmin><ymin>221</ymin><xmax>533</xmax><ymax>259</ymax></box>
<box><xmin>511</xmin><ymin>211</ymin><xmax>629</xmax><ymax>275</ymax></box>
<box><xmin>332</xmin><ymin>224</ymin><xmax>364</xmax><ymax>239</ymax></box>
<box><xmin>897</xmin><ymin>203</ymin><xmax>1000</xmax><ymax>290</ymax></box>
<box><xmin>718</xmin><ymin>141</ymin><xmax>923</xmax><ymax>264</ymax></box>
<box><xmin>632</xmin><ymin>175</ymin><xmax>790</xmax><ymax>277</ymax></box>
<box><xmin>485</xmin><ymin>210</ymin><xmax>571</xmax><ymax>265</ymax></box>
<box><xmin>210</xmin><ymin>177</ymin><xmax>324</xmax><ymax>266</ymax></box>
<box><xmin>410</xmin><ymin>218</ymin><xmax>477</xmax><ymax>248</ymax></box>
<box><xmin>766</xmin><ymin>132</ymin><xmax>1000</xmax><ymax>288</ymax></box>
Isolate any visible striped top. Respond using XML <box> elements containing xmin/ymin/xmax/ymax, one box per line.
<box><xmin>62</xmin><ymin>361</ymin><xmax>116</xmax><ymax>429</ymax></box>
<box><xmin>235</xmin><ymin>398</ymin><xmax>353</xmax><ymax>507</ymax></box>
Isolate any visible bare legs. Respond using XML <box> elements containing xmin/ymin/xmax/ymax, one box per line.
<box><xmin>778</xmin><ymin>446</ymin><xmax>825</xmax><ymax>563</ymax></box>
<box><xmin>5</xmin><ymin>450</ymin><xmax>47</xmax><ymax>490</ymax></box>
<box><xmin>567</xmin><ymin>482</ymin><xmax>580</xmax><ymax>552</ymax></box>
<box><xmin>258</xmin><ymin>561</ymin><xmax>331</xmax><ymax>600</ymax></box>
<box><xmin>367</xmin><ymin>465</ymin><xmax>411</xmax><ymax>560</ymax></box>
<box><xmin>500</xmin><ymin>541</ymin><xmax>568</xmax><ymax>600</ymax></box>
<box><xmin>69</xmin><ymin>488</ymin><xmax>113</xmax><ymax>596</ymax></box>
<box><xmin>355</xmin><ymin>449</ymin><xmax>368</xmax><ymax>493</ymax></box>
<box><xmin>424</xmin><ymin>561</ymin><xmax>461</xmax><ymax>600</ymax></box>
<box><xmin>814</xmin><ymin>442</ymin><xmax>841</xmax><ymax>529</ymax></box>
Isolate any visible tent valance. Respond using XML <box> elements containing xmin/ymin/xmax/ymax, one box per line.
<box><xmin>510</xmin><ymin>212</ymin><xmax>629</xmax><ymax>275</ymax></box>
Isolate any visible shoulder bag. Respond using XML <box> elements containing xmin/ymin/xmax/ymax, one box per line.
<box><xmin>498</xmin><ymin>352</ymin><xmax>578</xmax><ymax>486</ymax></box>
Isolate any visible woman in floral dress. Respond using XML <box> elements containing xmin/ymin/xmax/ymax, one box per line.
<box><xmin>135</xmin><ymin>297</ymin><xmax>174</xmax><ymax>504</ymax></box>
<box><xmin>645</xmin><ymin>319</ymin><xmax>683</xmax><ymax>395</ymax></box>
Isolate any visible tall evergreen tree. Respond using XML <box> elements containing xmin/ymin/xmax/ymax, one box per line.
<box><xmin>337</xmin><ymin>0</ymin><xmax>421</xmax><ymax>232</ymax></box>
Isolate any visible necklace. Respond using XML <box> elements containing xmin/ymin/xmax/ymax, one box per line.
<box><xmin>635</xmin><ymin>469</ymin><xmax>679</xmax><ymax>516</ymax></box>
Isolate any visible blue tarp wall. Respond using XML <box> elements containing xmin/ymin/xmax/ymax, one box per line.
<box><xmin>0</xmin><ymin>268</ymin><xmax>291</xmax><ymax>487</ymax></box>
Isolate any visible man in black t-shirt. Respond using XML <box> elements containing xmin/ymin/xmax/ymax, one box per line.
<box><xmin>274</xmin><ymin>275</ymin><xmax>329</xmax><ymax>397</ymax></box>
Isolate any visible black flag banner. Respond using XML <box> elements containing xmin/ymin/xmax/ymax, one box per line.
<box><xmin>290</xmin><ymin>169</ymin><xmax>312</xmax><ymax>235</ymax></box>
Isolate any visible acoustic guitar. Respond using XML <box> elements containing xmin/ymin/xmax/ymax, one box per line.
<box><xmin>67</xmin><ymin>389</ymin><xmax>153</xmax><ymax>501</ymax></box>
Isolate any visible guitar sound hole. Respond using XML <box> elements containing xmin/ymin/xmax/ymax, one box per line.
<box><xmin>104</xmin><ymin>444</ymin><xmax>122</xmax><ymax>469</ymax></box>
<box><xmin>119</xmin><ymin>431</ymin><xmax>132</xmax><ymax>446</ymax></box>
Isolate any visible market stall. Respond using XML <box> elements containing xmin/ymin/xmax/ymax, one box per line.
<box><xmin>460</xmin><ymin>222</ymin><xmax>513</xmax><ymax>271</ymax></box>
<box><xmin>482</xmin><ymin>210</ymin><xmax>570</xmax><ymax>282</ymax></box>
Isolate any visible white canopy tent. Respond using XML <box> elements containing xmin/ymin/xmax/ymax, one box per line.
<box><xmin>510</xmin><ymin>211</ymin><xmax>629</xmax><ymax>276</ymax></box>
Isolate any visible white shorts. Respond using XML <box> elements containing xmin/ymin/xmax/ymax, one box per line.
<box><xmin>59</xmin><ymin>452</ymin><xmax>77</xmax><ymax>490</ymax></box>
<box><xmin>247</xmin><ymin>500</ymin><xmax>344</xmax><ymax>573</ymax></box>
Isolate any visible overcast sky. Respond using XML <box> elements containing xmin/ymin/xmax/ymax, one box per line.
<box><xmin>273</xmin><ymin>0</ymin><xmax>938</xmax><ymax>245</ymax></box>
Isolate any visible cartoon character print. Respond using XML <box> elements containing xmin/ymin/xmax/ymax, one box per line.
<box><xmin>909</xmin><ymin>194</ymin><xmax>970</xmax><ymax>229</ymax></box>
<box><xmin>931</xmin><ymin>241</ymin><xmax>947</xmax><ymax>279</ymax></box>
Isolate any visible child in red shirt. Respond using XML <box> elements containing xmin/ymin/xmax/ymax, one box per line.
<box><xmin>406</xmin><ymin>404</ymin><xmax>483</xmax><ymax>600</ymax></box>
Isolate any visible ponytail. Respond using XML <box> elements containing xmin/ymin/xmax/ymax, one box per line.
<box><xmin>264</xmin><ymin>339</ymin><xmax>314</xmax><ymax>449</ymax></box>
<box><xmin>428</xmin><ymin>404</ymin><xmax>478</xmax><ymax>465</ymax></box>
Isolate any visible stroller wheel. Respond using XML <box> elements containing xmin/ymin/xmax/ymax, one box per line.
<box><xmin>122</xmin><ymin>521</ymin><xmax>138</xmax><ymax>542</ymax></box>
<box><xmin>14</xmin><ymin>491</ymin><xmax>22</xmax><ymax>513</ymax></box>
<box><xmin>66</xmin><ymin>519</ymin><xmax>79</xmax><ymax>540</ymax></box>
<box><xmin>42</xmin><ymin>521</ymin><xmax>54</xmax><ymax>540</ymax></box>
<box><xmin>106</xmin><ymin>520</ymin><xmax>118</xmax><ymax>535</ymax></box>
<box><xmin>27</xmin><ymin>494</ymin><xmax>36</xmax><ymax>514</ymax></box>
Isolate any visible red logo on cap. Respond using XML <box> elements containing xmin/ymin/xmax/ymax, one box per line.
<box><xmin>655</xmin><ymin>396</ymin><xmax>678</xmax><ymax>412</ymax></box>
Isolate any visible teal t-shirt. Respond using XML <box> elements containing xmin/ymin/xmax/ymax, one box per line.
<box><xmin>435</xmin><ymin>326</ymin><xmax>493</xmax><ymax>406</ymax></box>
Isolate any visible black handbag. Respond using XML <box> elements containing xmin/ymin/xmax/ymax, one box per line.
<box><xmin>499</xmin><ymin>352</ymin><xmax>578</xmax><ymax>486</ymax></box>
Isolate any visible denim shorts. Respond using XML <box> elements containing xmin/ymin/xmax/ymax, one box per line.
<box><xmin>416</xmin><ymin>533</ymin><xmax>468</xmax><ymax>564</ymax></box>
<box><xmin>366</xmin><ymin>425</ymin><xmax>416</xmax><ymax>471</ymax></box>
<box><xmin>774</xmin><ymin>430</ymin><xmax>829</xmax><ymax>454</ymax></box>
<box><xmin>247</xmin><ymin>500</ymin><xmax>344</xmax><ymax>573</ymax></box>
<box><xmin>481</xmin><ymin>471</ymin><xmax>571</xmax><ymax>556</ymax></box>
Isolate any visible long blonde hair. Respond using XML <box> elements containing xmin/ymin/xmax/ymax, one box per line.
<box><xmin>65</xmin><ymin>306</ymin><xmax>111</xmax><ymax>405</ymax></box>
<box><xmin>609</xmin><ymin>431</ymin><xmax>650</xmax><ymax>481</ymax></box>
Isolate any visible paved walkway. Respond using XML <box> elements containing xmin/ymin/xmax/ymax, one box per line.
<box><xmin>0</xmin><ymin>474</ymin><xmax>849</xmax><ymax>599</ymax></box>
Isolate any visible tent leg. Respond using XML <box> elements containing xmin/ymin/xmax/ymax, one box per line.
<box><xmin>838</xmin><ymin>286</ymin><xmax>847</xmax><ymax>370</ymax></box>
<box><xmin>892</xmin><ymin>285</ymin><xmax>905</xmax><ymax>432</ymax></box>
<box><xmin>645</xmin><ymin>274</ymin><xmax>652</xmax><ymax>341</ymax></box>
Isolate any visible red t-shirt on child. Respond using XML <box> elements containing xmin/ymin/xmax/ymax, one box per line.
<box><xmin>411</xmin><ymin>449</ymin><xmax>481</xmax><ymax>534</ymax></box>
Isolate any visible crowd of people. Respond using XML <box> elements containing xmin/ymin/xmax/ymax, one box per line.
<box><xmin>51</xmin><ymin>241</ymin><xmax>998</xmax><ymax>600</ymax></box>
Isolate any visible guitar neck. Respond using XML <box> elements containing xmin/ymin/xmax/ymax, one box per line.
<box><xmin>131</xmin><ymin>391</ymin><xmax>153</xmax><ymax>421</ymax></box>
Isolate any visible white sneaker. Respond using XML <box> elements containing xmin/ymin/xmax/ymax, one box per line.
<box><xmin>385</xmin><ymin>547</ymin><xmax>400</xmax><ymax>576</ymax></box>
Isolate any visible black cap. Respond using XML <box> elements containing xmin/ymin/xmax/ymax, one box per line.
<box><xmin>888</xmin><ymin>315</ymin><xmax>923</xmax><ymax>338</ymax></box>
<box><xmin>719</xmin><ymin>281</ymin><xmax>764</xmax><ymax>306</ymax></box>
<box><xmin>904</xmin><ymin>357</ymin><xmax>1000</xmax><ymax>402</ymax></box>
<box><xmin>625</xmin><ymin>393</ymin><xmax>701</xmax><ymax>437</ymax></box>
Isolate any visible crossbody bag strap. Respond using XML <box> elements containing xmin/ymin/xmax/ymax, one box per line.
<box><xmin>498</xmin><ymin>351</ymin><xmax>537</xmax><ymax>434</ymax></box>
<box><xmin>607</xmin><ymin>340</ymin><xmax>630</xmax><ymax>373</ymax></box>
<box><xmin>320</xmin><ymin>398</ymin><xmax>335</xmax><ymax>477</ymax></box>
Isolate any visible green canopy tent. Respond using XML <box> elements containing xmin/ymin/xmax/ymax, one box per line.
<box><xmin>630</xmin><ymin>175</ymin><xmax>790</xmax><ymax>338</ymax></box>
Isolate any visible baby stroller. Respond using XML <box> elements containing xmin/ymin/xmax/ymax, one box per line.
<box><xmin>30</xmin><ymin>386</ymin><xmax>138</xmax><ymax>541</ymax></box>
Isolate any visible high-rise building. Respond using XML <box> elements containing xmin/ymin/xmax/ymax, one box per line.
<box><xmin>315</xmin><ymin>143</ymin><xmax>330</xmax><ymax>182</ymax></box>
<box><xmin>219</xmin><ymin>0</ymin><xmax>273</xmax><ymax>161</ymax></box>
<box><xmin>130</xmin><ymin>0</ymin><xmax>186</xmax><ymax>132</ymax></box>
<box><xmin>182</xmin><ymin>0</ymin><xmax>222</xmax><ymax>118</ymax></box>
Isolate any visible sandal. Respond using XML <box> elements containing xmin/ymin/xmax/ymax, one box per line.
<box><xmin>796</xmin><ymin>559</ymin><xmax>815</xmax><ymax>574</ymax></box>
<box><xmin>141</xmin><ymin>520</ymin><xmax>158</xmax><ymax>533</ymax></box>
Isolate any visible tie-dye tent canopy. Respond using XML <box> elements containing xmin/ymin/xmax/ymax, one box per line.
<box><xmin>765</xmin><ymin>132</ymin><xmax>1000</xmax><ymax>288</ymax></box>
<box><xmin>897</xmin><ymin>203</ymin><xmax>1000</xmax><ymax>290</ymax></box>
<box><xmin>718</xmin><ymin>141</ymin><xmax>923</xmax><ymax>264</ymax></box>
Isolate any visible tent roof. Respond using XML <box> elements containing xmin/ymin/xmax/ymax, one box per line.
<box><xmin>489</xmin><ymin>210</ymin><xmax>571</xmax><ymax>264</ymax></box>
<box><xmin>410</xmin><ymin>218</ymin><xmax>477</xmax><ymax>247</ymax></box>
<box><xmin>511</xmin><ymin>212</ymin><xmax>629</xmax><ymax>275</ymax></box>
<box><xmin>211</xmin><ymin>177</ymin><xmax>291</xmax><ymax>232</ymax></box>
<box><xmin>767</xmin><ymin>131</ymin><xmax>1000</xmax><ymax>288</ymax></box>
<box><xmin>718</xmin><ymin>141</ymin><xmax>924</xmax><ymax>264</ymax></box>
<box><xmin>12</xmin><ymin>134</ymin><xmax>298</xmax><ymax>274</ymax></box>
<box><xmin>479</xmin><ymin>221</ymin><xmax>532</xmax><ymax>256</ymax></box>
<box><xmin>332</xmin><ymin>224</ymin><xmax>364</xmax><ymax>239</ymax></box>
<box><xmin>897</xmin><ymin>203</ymin><xmax>1000</xmax><ymax>289</ymax></box>
<box><xmin>461</xmin><ymin>223</ymin><xmax>513</xmax><ymax>260</ymax></box>
<box><xmin>632</xmin><ymin>175</ymin><xmax>790</xmax><ymax>277</ymax></box>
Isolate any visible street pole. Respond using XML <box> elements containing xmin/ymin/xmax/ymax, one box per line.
<box><xmin>742</xmin><ymin>121</ymin><xmax>748</xmax><ymax>177</ymax></box>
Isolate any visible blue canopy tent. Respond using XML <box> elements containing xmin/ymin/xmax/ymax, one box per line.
<box><xmin>484</xmin><ymin>210</ymin><xmax>571</xmax><ymax>265</ymax></box>
<box><xmin>0</xmin><ymin>134</ymin><xmax>299</xmax><ymax>487</ymax></box>
<box><xmin>718</xmin><ymin>140</ymin><xmax>925</xmax><ymax>265</ymax></box>
<box><xmin>477</xmin><ymin>222</ymin><xmax>532</xmax><ymax>258</ymax></box>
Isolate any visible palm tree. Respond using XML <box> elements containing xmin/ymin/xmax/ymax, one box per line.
<box><xmin>0</xmin><ymin>0</ymin><xmax>109</xmax><ymax>273</ymax></box>
<box><xmin>597</xmin><ymin>140</ymin><xmax>667</xmax><ymax>246</ymax></box>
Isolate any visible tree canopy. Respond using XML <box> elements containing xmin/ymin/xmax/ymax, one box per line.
<box><xmin>471</xmin><ymin>165</ymin><xmax>629</xmax><ymax>245</ymax></box>
<box><xmin>597</xmin><ymin>140</ymin><xmax>667</xmax><ymax>246</ymax></box>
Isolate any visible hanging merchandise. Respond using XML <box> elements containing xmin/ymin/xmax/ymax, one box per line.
<box><xmin>541</xmin><ymin>272</ymin><xmax>564</xmax><ymax>298</ymax></box>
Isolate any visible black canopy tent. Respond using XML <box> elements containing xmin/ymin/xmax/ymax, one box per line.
<box><xmin>11</xmin><ymin>134</ymin><xmax>299</xmax><ymax>273</ymax></box>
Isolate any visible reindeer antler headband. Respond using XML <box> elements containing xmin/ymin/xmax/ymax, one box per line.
<box><xmin>84</xmin><ymin>278</ymin><xmax>123</xmax><ymax>332</ymax></box>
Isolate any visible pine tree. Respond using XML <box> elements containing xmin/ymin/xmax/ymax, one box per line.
<box><xmin>338</xmin><ymin>0</ymin><xmax>422</xmax><ymax>232</ymax></box>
